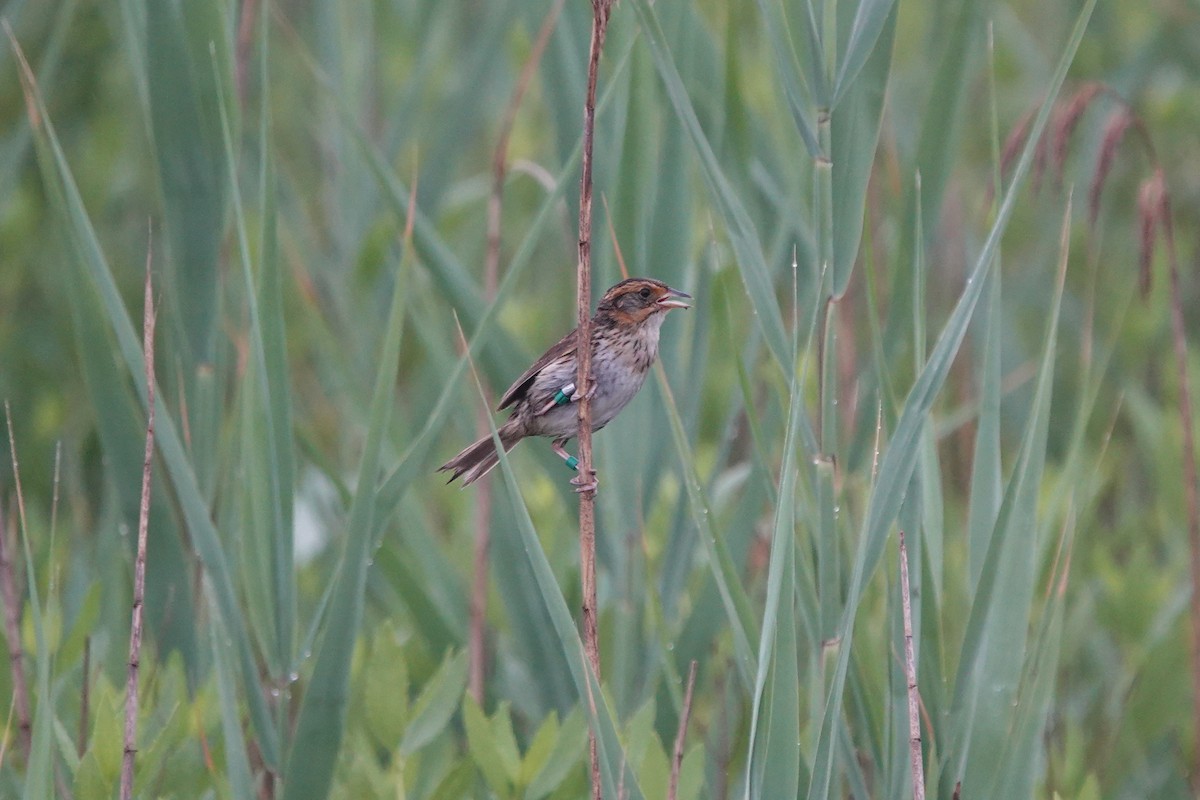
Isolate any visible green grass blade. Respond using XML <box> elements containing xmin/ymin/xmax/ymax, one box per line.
<box><xmin>829</xmin><ymin>3</ymin><xmax>894</xmax><ymax>298</ymax></box>
<box><xmin>17</xmin><ymin>493</ymin><xmax>52</xmax><ymax>800</ymax></box>
<box><xmin>208</xmin><ymin>587</ymin><xmax>256</xmax><ymax>800</ymax></box>
<box><xmin>143</xmin><ymin>0</ymin><xmax>231</xmax><ymax>367</ymax></box>
<box><xmin>830</xmin><ymin>0</ymin><xmax>897</xmax><ymax>108</ymax></box>
<box><xmin>880</xmin><ymin>0</ymin><xmax>993</xmax><ymax>353</ymax></box>
<box><xmin>751</xmin><ymin>0</ymin><xmax>821</xmax><ymax>155</ymax></box>
<box><xmin>281</xmin><ymin>233</ymin><xmax>410</xmax><ymax>800</ymax></box>
<box><xmin>947</xmin><ymin>199</ymin><xmax>1069</xmax><ymax>794</ymax></box>
<box><xmin>656</xmin><ymin>364</ymin><xmax>760</xmax><ymax>693</ymax></box>
<box><xmin>745</xmin><ymin>372</ymin><xmax>805</xmax><ymax>798</ymax></box>
<box><xmin>213</xmin><ymin>43</ymin><xmax>294</xmax><ymax>682</ymax></box>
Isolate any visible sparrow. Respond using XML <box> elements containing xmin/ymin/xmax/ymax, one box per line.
<box><xmin>438</xmin><ymin>277</ymin><xmax>690</xmax><ymax>488</ymax></box>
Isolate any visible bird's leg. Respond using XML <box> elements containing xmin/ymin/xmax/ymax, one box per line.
<box><xmin>566</xmin><ymin>382</ymin><xmax>597</xmax><ymax>492</ymax></box>
<box><xmin>553</xmin><ymin>439</ymin><xmax>596</xmax><ymax>490</ymax></box>
<box><xmin>539</xmin><ymin>382</ymin><xmax>578</xmax><ymax>415</ymax></box>
<box><xmin>569</xmin><ymin>379</ymin><xmax>597</xmax><ymax>403</ymax></box>
<box><xmin>551</xmin><ymin>439</ymin><xmax>579</xmax><ymax>471</ymax></box>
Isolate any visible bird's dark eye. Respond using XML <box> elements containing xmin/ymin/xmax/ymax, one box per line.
<box><xmin>639</xmin><ymin>287</ymin><xmax>652</xmax><ymax>300</ymax></box>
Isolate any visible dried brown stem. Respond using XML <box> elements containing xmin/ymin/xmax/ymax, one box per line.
<box><xmin>234</xmin><ymin>0</ymin><xmax>259</xmax><ymax>106</ymax></box>
<box><xmin>470</xmin><ymin>0</ymin><xmax>565</xmax><ymax>705</ymax></box>
<box><xmin>576</xmin><ymin>2</ymin><xmax>614</xmax><ymax>797</ymax></box>
<box><xmin>79</xmin><ymin>637</ymin><xmax>90</xmax><ymax>756</ymax></box>
<box><xmin>668</xmin><ymin>661</ymin><xmax>699</xmax><ymax>800</ymax></box>
<box><xmin>899</xmin><ymin>530</ymin><xmax>925</xmax><ymax>800</ymax></box>
<box><xmin>120</xmin><ymin>252</ymin><xmax>157</xmax><ymax>800</ymax></box>
<box><xmin>0</xmin><ymin>493</ymin><xmax>30</xmax><ymax>762</ymax></box>
<box><xmin>1158</xmin><ymin>189</ymin><xmax>1200</xmax><ymax>793</ymax></box>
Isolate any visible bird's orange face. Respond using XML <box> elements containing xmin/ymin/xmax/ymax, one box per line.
<box><xmin>598</xmin><ymin>278</ymin><xmax>690</xmax><ymax>325</ymax></box>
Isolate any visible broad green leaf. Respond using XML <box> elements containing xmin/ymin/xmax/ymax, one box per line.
<box><xmin>831</xmin><ymin>0</ymin><xmax>897</xmax><ymax>107</ymax></box>
<box><xmin>526</xmin><ymin>707</ymin><xmax>588</xmax><ymax>799</ymax></box>
<box><xmin>830</xmin><ymin>4</ymin><xmax>895</xmax><ymax>297</ymax></box>
<box><xmin>398</xmin><ymin>650</ymin><xmax>469</xmax><ymax>756</ymax></box>
<box><xmin>463</xmin><ymin>695</ymin><xmax>511</xmax><ymax>794</ymax></box>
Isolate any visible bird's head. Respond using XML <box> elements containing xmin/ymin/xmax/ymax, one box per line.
<box><xmin>596</xmin><ymin>278</ymin><xmax>690</xmax><ymax>326</ymax></box>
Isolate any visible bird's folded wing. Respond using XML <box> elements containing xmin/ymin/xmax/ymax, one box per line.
<box><xmin>497</xmin><ymin>327</ymin><xmax>578</xmax><ymax>411</ymax></box>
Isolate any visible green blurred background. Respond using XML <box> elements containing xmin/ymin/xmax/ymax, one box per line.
<box><xmin>1</xmin><ymin>0</ymin><xmax>1198</xmax><ymax>797</ymax></box>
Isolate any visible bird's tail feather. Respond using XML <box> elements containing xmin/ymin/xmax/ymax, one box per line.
<box><xmin>437</xmin><ymin>424</ymin><xmax>523</xmax><ymax>486</ymax></box>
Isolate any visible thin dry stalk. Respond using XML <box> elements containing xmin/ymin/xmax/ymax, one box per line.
<box><xmin>668</xmin><ymin>660</ymin><xmax>699</xmax><ymax>800</ymax></box>
<box><xmin>1156</xmin><ymin>185</ymin><xmax>1200</xmax><ymax>791</ymax></box>
<box><xmin>576</xmin><ymin>1</ymin><xmax>615</xmax><ymax>796</ymax></box>
<box><xmin>899</xmin><ymin>530</ymin><xmax>925</xmax><ymax>800</ymax></box>
<box><xmin>234</xmin><ymin>0</ymin><xmax>259</xmax><ymax>105</ymax></box>
<box><xmin>79</xmin><ymin>637</ymin><xmax>90</xmax><ymax>756</ymax></box>
<box><xmin>601</xmin><ymin>194</ymin><xmax>631</xmax><ymax>281</ymax></box>
<box><xmin>0</xmin><ymin>492</ymin><xmax>29</xmax><ymax>761</ymax></box>
<box><xmin>119</xmin><ymin>256</ymin><xmax>157</xmax><ymax>800</ymax></box>
<box><xmin>470</xmin><ymin>0</ymin><xmax>565</xmax><ymax>704</ymax></box>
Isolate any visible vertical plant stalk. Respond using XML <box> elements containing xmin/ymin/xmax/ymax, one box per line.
<box><xmin>1160</xmin><ymin>201</ymin><xmax>1200</xmax><ymax>789</ymax></box>
<box><xmin>0</xmin><ymin>495</ymin><xmax>30</xmax><ymax>761</ymax></box>
<box><xmin>471</xmin><ymin>0</ymin><xmax>565</xmax><ymax>703</ymax></box>
<box><xmin>576</xmin><ymin>1</ymin><xmax>613</xmax><ymax>795</ymax></box>
<box><xmin>120</xmin><ymin>255</ymin><xmax>157</xmax><ymax>800</ymax></box>
<box><xmin>79</xmin><ymin>637</ymin><xmax>91</xmax><ymax>756</ymax></box>
<box><xmin>668</xmin><ymin>660</ymin><xmax>699</xmax><ymax>800</ymax></box>
<box><xmin>899</xmin><ymin>529</ymin><xmax>925</xmax><ymax>800</ymax></box>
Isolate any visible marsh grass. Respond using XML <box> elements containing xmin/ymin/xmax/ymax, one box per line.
<box><xmin>0</xmin><ymin>0</ymin><xmax>1196</xmax><ymax>798</ymax></box>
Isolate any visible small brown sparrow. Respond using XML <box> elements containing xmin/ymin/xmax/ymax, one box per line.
<box><xmin>439</xmin><ymin>277</ymin><xmax>690</xmax><ymax>487</ymax></box>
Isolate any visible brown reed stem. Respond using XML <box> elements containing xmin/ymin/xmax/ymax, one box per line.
<box><xmin>668</xmin><ymin>661</ymin><xmax>699</xmax><ymax>800</ymax></box>
<box><xmin>470</xmin><ymin>0</ymin><xmax>565</xmax><ymax>705</ymax></box>
<box><xmin>0</xmin><ymin>494</ymin><xmax>30</xmax><ymax>763</ymax></box>
<box><xmin>576</xmin><ymin>1</ymin><xmax>614</xmax><ymax>796</ymax></box>
<box><xmin>899</xmin><ymin>530</ymin><xmax>925</xmax><ymax>800</ymax></box>
<box><xmin>119</xmin><ymin>253</ymin><xmax>157</xmax><ymax>800</ymax></box>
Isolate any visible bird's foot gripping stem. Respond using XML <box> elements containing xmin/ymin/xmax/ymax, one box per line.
<box><xmin>552</xmin><ymin>438</ymin><xmax>597</xmax><ymax>492</ymax></box>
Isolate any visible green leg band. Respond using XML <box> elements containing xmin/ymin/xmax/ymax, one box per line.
<box><xmin>564</xmin><ymin>456</ymin><xmax>579</xmax><ymax>471</ymax></box>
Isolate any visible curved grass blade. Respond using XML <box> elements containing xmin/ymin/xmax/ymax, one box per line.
<box><xmin>212</xmin><ymin>43</ymin><xmax>295</xmax><ymax>683</ymax></box>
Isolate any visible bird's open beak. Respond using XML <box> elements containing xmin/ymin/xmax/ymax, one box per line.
<box><xmin>656</xmin><ymin>287</ymin><xmax>691</xmax><ymax>310</ymax></box>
